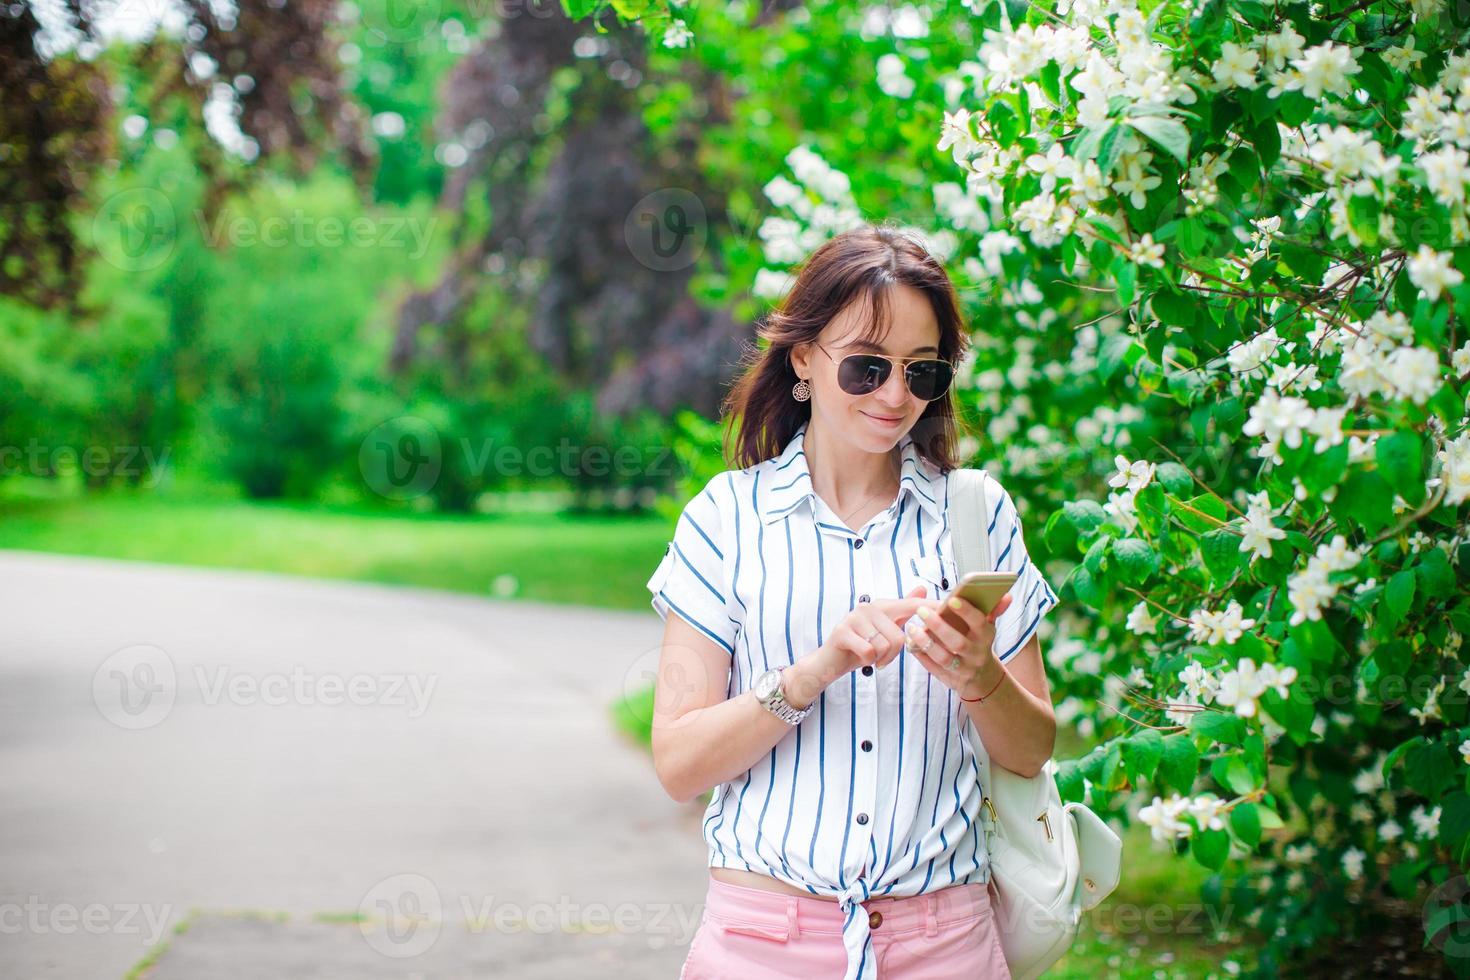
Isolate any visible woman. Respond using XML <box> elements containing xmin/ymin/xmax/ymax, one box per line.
<box><xmin>646</xmin><ymin>223</ymin><xmax>1059</xmax><ymax>979</ymax></box>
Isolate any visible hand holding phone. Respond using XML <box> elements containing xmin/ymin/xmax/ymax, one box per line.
<box><xmin>937</xmin><ymin>571</ymin><xmax>1017</xmax><ymax>632</ymax></box>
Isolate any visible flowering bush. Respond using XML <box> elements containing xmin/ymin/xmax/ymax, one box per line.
<box><xmin>572</xmin><ymin>0</ymin><xmax>1470</xmax><ymax>972</ymax></box>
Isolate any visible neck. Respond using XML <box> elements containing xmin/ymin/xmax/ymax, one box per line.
<box><xmin>803</xmin><ymin>418</ymin><xmax>902</xmax><ymax>513</ymax></box>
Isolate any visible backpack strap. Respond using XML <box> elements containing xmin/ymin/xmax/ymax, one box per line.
<box><xmin>946</xmin><ymin>467</ymin><xmax>992</xmax><ymax>578</ymax></box>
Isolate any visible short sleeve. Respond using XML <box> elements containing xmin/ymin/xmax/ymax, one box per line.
<box><xmin>646</xmin><ymin>476</ymin><xmax>738</xmax><ymax>656</ymax></box>
<box><xmin>985</xmin><ymin>477</ymin><xmax>1059</xmax><ymax>664</ymax></box>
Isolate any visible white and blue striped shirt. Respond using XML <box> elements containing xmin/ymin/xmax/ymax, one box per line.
<box><xmin>646</xmin><ymin>419</ymin><xmax>1059</xmax><ymax>980</ymax></box>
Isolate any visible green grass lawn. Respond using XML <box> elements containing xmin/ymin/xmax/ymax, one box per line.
<box><xmin>0</xmin><ymin>491</ymin><xmax>668</xmax><ymax>610</ymax></box>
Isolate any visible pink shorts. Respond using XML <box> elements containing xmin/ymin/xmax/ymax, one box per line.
<box><xmin>679</xmin><ymin>877</ymin><xmax>1012</xmax><ymax>979</ymax></box>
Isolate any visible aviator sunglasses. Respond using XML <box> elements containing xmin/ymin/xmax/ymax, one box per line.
<box><xmin>812</xmin><ymin>341</ymin><xmax>955</xmax><ymax>401</ymax></box>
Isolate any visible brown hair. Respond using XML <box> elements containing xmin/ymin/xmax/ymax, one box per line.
<box><xmin>721</xmin><ymin>222</ymin><xmax>972</xmax><ymax>472</ymax></box>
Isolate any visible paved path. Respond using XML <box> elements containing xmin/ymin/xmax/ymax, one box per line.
<box><xmin>0</xmin><ymin>550</ymin><xmax>709</xmax><ymax>978</ymax></box>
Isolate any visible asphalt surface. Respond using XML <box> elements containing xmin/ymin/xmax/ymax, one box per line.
<box><xmin>0</xmin><ymin>550</ymin><xmax>709</xmax><ymax>978</ymax></box>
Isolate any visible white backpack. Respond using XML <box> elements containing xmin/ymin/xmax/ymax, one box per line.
<box><xmin>947</xmin><ymin>467</ymin><xmax>1123</xmax><ymax>980</ymax></box>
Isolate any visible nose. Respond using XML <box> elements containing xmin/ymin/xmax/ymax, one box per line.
<box><xmin>874</xmin><ymin>364</ymin><xmax>910</xmax><ymax>408</ymax></box>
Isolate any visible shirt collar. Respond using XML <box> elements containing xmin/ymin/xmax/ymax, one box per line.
<box><xmin>757</xmin><ymin>420</ymin><xmax>945</xmax><ymax>526</ymax></box>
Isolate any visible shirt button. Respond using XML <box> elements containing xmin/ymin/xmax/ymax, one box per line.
<box><xmin>861</xmin><ymin>740</ymin><xmax>872</xmax><ymax>752</ymax></box>
<box><xmin>858</xmin><ymin>594</ymin><xmax>871</xmax><ymax>603</ymax></box>
<box><xmin>854</xmin><ymin>539</ymin><xmax>864</xmax><ymax>549</ymax></box>
<box><xmin>869</xmin><ymin>910</ymin><xmax>883</xmax><ymax>929</ymax></box>
<box><xmin>856</xmin><ymin>813</ymin><xmax>868</xmax><ymax>825</ymax></box>
<box><xmin>861</xmin><ymin>665</ymin><xmax>874</xmax><ymax>676</ymax></box>
<box><xmin>942</xmin><ymin>578</ymin><xmax>949</xmax><ymax>588</ymax></box>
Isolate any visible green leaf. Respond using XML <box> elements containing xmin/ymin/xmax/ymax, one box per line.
<box><xmin>1384</xmin><ymin>568</ymin><xmax>1417</xmax><ymax>626</ymax></box>
<box><xmin>1098</xmin><ymin>123</ymin><xmax>1127</xmax><ymax>175</ymax></box>
<box><xmin>1158</xmin><ymin>734</ymin><xmax>1200</xmax><ymax>795</ymax></box>
<box><xmin>1404</xmin><ymin>739</ymin><xmax>1455</xmax><ymax>799</ymax></box>
<box><xmin>1194</xmin><ymin>710</ymin><xmax>1245</xmax><ymax>746</ymax></box>
<box><xmin>1348</xmin><ymin>194</ymin><xmax>1382</xmax><ymax>248</ymax></box>
<box><xmin>1375</xmin><ymin>429</ymin><xmax>1425</xmax><ymax>506</ymax></box>
<box><xmin>1151</xmin><ymin>289</ymin><xmax>1200</xmax><ymax>328</ymax></box>
<box><xmin>1114</xmin><ymin>256</ymin><xmax>1137</xmax><ymax>306</ymax></box>
<box><xmin>1213</xmin><ymin>753</ymin><xmax>1258</xmax><ymax>794</ymax></box>
<box><xmin>1418</xmin><ymin>548</ymin><xmax>1456</xmax><ymax>599</ymax></box>
<box><xmin>1199</xmin><ymin>528</ymin><xmax>1244</xmax><ymax>584</ymax></box>
<box><xmin>1441</xmin><ymin>791</ymin><xmax>1470</xmax><ymax>851</ymax></box>
<box><xmin>1191</xmin><ymin>827</ymin><xmax>1230</xmax><ymax>869</ymax></box>
<box><xmin>1126</xmin><ymin>115</ymin><xmax>1191</xmax><ymax>165</ymax></box>
<box><xmin>1113</xmin><ymin>537</ymin><xmax>1161</xmax><ymax>584</ymax></box>
<box><xmin>1230</xmin><ymin>801</ymin><xmax>1262</xmax><ymax>849</ymax></box>
<box><xmin>1174</xmin><ymin>493</ymin><xmax>1228</xmax><ymax>533</ymax></box>
<box><xmin>1123</xmin><ymin>729</ymin><xmax>1165</xmax><ymax>784</ymax></box>
<box><xmin>1063</xmin><ymin>499</ymin><xmax>1108</xmax><ymax>536</ymax></box>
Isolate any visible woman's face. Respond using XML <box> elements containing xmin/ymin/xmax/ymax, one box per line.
<box><xmin>792</xmin><ymin>283</ymin><xmax>943</xmax><ymax>452</ymax></box>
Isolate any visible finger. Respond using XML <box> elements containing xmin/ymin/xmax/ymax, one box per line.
<box><xmin>905</xmin><ymin>630</ymin><xmax>952</xmax><ymax>679</ymax></box>
<box><xmin>904</xmin><ymin>616</ymin><xmax>956</xmax><ymax>662</ymax></box>
<box><xmin>881</xmin><ymin>595</ymin><xmax>943</xmax><ymax>625</ymax></box>
<box><xmin>929</xmin><ymin>599</ymin><xmax>987</xmax><ymax>643</ymax></box>
<box><xmin>919</xmin><ymin>603</ymin><xmax>976</xmax><ymax>654</ymax></box>
<box><xmin>868</xmin><ymin>613</ymin><xmax>908</xmax><ymax>668</ymax></box>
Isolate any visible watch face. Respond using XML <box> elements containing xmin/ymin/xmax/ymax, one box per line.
<box><xmin>754</xmin><ymin>668</ymin><xmax>779</xmax><ymax>700</ymax></box>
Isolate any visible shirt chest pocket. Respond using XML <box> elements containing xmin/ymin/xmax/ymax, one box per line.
<box><xmin>908</xmin><ymin>554</ymin><xmax>958</xmax><ymax>599</ymax></box>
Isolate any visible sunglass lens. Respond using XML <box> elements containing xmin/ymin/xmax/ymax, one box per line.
<box><xmin>838</xmin><ymin>355</ymin><xmax>890</xmax><ymax>395</ymax></box>
<box><xmin>905</xmin><ymin>361</ymin><xmax>954</xmax><ymax>400</ymax></box>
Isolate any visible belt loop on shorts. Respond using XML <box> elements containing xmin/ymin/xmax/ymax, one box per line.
<box><xmin>923</xmin><ymin>893</ymin><xmax>939</xmax><ymax>937</ymax></box>
<box><xmin>786</xmin><ymin>897</ymin><xmax>801</xmax><ymax>940</ymax></box>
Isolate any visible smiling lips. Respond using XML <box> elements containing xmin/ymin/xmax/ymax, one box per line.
<box><xmin>863</xmin><ymin>411</ymin><xmax>904</xmax><ymax>427</ymax></box>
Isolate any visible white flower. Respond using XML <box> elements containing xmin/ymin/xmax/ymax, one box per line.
<box><xmin>1452</xmin><ymin>341</ymin><xmax>1470</xmax><ymax>376</ymax></box>
<box><xmin>1239</xmin><ymin>489</ymin><xmax>1287</xmax><ymax>559</ymax></box>
<box><xmin>1438</xmin><ymin>431</ymin><xmax>1470</xmax><ymax>506</ymax></box>
<box><xmin>1409</xmin><ymin>676</ymin><xmax>1446</xmax><ymax>725</ymax></box>
<box><xmin>1383</xmin><ymin>37</ymin><xmax>1425</xmax><ymax>74</ymax></box>
<box><xmin>1284</xmin><ymin>841</ymin><xmax>1318</xmax><ymax>864</ymax></box>
<box><xmin>1407</xmin><ymin>245</ymin><xmax>1465</xmax><ymax>300</ymax></box>
<box><xmin>1186</xmin><ymin>794</ymin><xmax>1228</xmax><ymax>833</ymax></box>
<box><xmin>1259</xmin><ymin>24</ymin><xmax>1306</xmax><ymax>71</ymax></box>
<box><xmin>752</xmin><ymin>267</ymin><xmax>795</xmax><ymax>300</ymax></box>
<box><xmin>1126</xmin><ymin>232</ymin><xmax>1165</xmax><ymax>267</ymax></box>
<box><xmin>1109</xmin><ymin>454</ymin><xmax>1156</xmax><ymax>493</ymax></box>
<box><xmin>1411</xmin><ymin>803</ymin><xmax>1442</xmax><ymax>839</ymax></box>
<box><xmin>1025</xmin><ymin>142</ymin><xmax>1077</xmax><ymax>193</ymax></box>
<box><xmin>1179</xmin><ymin>661</ymin><xmax>1219</xmax><ymax>702</ymax></box>
<box><xmin>1384</xmin><ymin>346</ymin><xmax>1444</xmax><ymax>405</ymax></box>
<box><xmin>877</xmin><ymin>53</ymin><xmax>916</xmax><ymax>99</ymax></box>
<box><xmin>1112</xmin><ymin>160</ymin><xmax>1161</xmax><ymax>209</ymax></box>
<box><xmin>1187</xmin><ymin>601</ymin><xmax>1258</xmax><ymax>647</ymax></box>
<box><xmin>1126</xmin><ymin>600</ymin><xmax>1160</xmax><ymax>634</ymax></box>
<box><xmin>1460</xmin><ymin>737</ymin><xmax>1470</xmax><ymax>764</ymax></box>
<box><xmin>1215</xmin><ymin>657</ymin><xmax>1269</xmax><ymax>717</ymax></box>
<box><xmin>1342</xmin><ymin>846</ymin><xmax>1367</xmax><ymax>880</ymax></box>
<box><xmin>1284</xmin><ymin>42</ymin><xmax>1363</xmax><ymax>101</ymax></box>
<box><xmin>661</xmin><ymin>20</ymin><xmax>693</xmax><ymax>48</ymax></box>
<box><xmin>938</xmin><ymin>108</ymin><xmax>979</xmax><ymax>163</ymax></box>
<box><xmin>1242</xmin><ymin>389</ymin><xmax>1316</xmax><ymax>460</ymax></box>
<box><xmin>1212</xmin><ymin>42</ymin><xmax>1260</xmax><ymax>89</ymax></box>
<box><xmin>1138</xmin><ymin>793</ymin><xmax>1191</xmax><ymax>842</ymax></box>
<box><xmin>1379</xmin><ymin>818</ymin><xmax>1404</xmax><ymax>842</ymax></box>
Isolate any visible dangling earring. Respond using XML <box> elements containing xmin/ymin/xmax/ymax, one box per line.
<box><xmin>792</xmin><ymin>378</ymin><xmax>811</xmax><ymax>402</ymax></box>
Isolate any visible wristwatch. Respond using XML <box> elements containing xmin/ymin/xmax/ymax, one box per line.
<box><xmin>753</xmin><ymin>667</ymin><xmax>813</xmax><ymax>725</ymax></box>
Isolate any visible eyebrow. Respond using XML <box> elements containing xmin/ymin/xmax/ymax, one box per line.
<box><xmin>840</xmin><ymin>339</ymin><xmax>940</xmax><ymax>355</ymax></box>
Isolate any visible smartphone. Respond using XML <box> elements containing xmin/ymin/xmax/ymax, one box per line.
<box><xmin>938</xmin><ymin>571</ymin><xmax>1018</xmax><ymax>631</ymax></box>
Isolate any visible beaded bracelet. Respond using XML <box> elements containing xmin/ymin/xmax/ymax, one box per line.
<box><xmin>959</xmin><ymin>668</ymin><xmax>1007</xmax><ymax>703</ymax></box>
